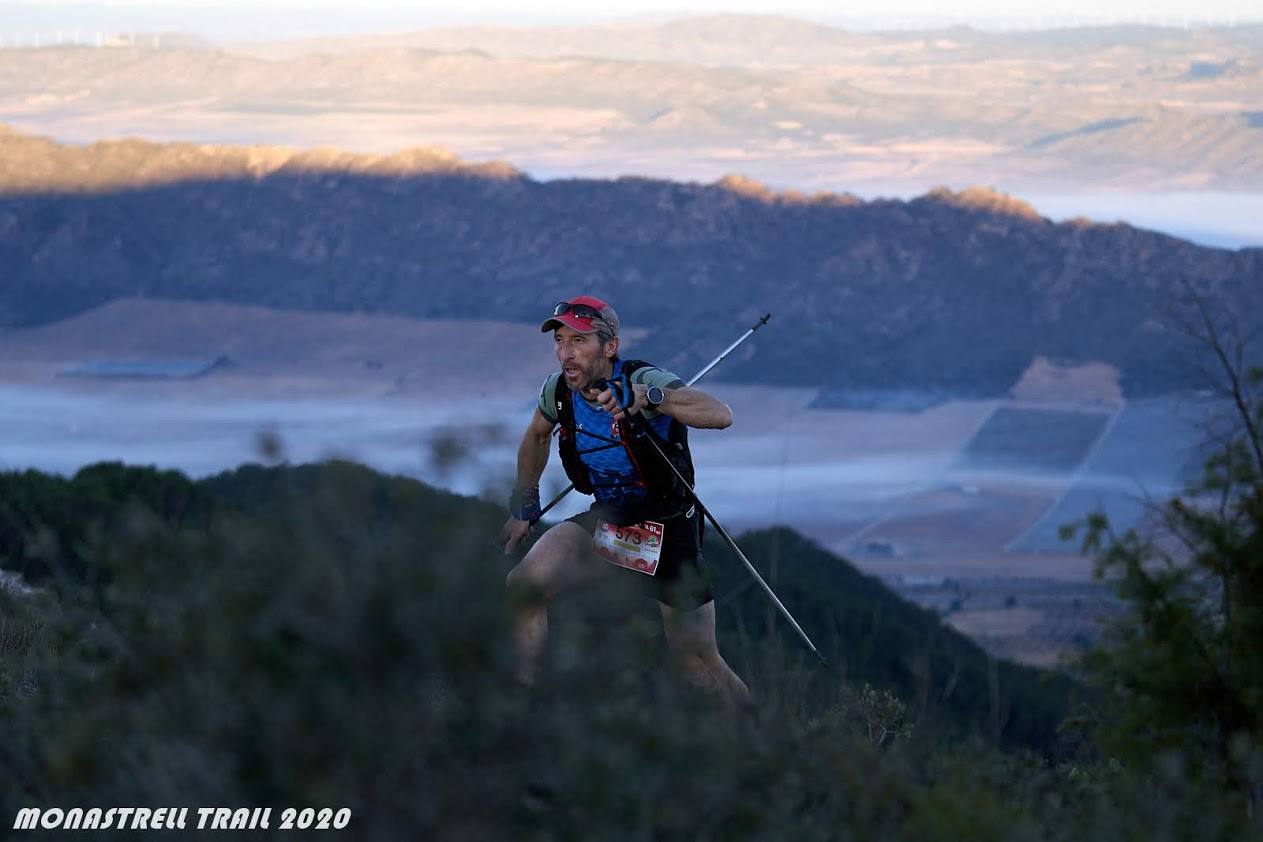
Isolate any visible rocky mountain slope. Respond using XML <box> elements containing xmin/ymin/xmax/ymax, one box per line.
<box><xmin>2</xmin><ymin>127</ymin><xmax>1258</xmax><ymax>396</ymax></box>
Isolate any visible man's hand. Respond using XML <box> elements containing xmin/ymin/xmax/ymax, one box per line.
<box><xmin>596</xmin><ymin>382</ymin><xmax>647</xmax><ymax>420</ymax></box>
<box><xmin>501</xmin><ymin>516</ymin><xmax>533</xmax><ymax>554</ymax></box>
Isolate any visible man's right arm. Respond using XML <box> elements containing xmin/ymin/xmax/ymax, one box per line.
<box><xmin>515</xmin><ymin>407</ymin><xmax>556</xmax><ymax>489</ymax></box>
<box><xmin>501</xmin><ymin>407</ymin><xmax>556</xmax><ymax>553</ymax></box>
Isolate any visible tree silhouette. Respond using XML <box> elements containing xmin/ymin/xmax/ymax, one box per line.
<box><xmin>1066</xmin><ymin>288</ymin><xmax>1263</xmax><ymax>820</ymax></box>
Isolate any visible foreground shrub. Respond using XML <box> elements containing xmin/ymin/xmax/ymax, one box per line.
<box><xmin>0</xmin><ymin>462</ymin><xmax>1251</xmax><ymax>839</ymax></box>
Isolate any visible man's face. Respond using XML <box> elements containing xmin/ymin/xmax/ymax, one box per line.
<box><xmin>554</xmin><ymin>324</ymin><xmax>616</xmax><ymax>393</ymax></box>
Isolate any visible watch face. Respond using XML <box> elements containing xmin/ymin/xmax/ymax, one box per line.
<box><xmin>648</xmin><ymin>385</ymin><xmax>665</xmax><ymax>406</ymax></box>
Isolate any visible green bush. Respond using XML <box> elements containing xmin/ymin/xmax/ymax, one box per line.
<box><xmin>0</xmin><ymin>461</ymin><xmax>1253</xmax><ymax>839</ymax></box>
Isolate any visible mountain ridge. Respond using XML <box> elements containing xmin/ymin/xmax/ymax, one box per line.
<box><xmin>0</xmin><ymin>124</ymin><xmax>518</xmax><ymax>191</ymax></box>
<box><xmin>1</xmin><ymin>127</ymin><xmax>1258</xmax><ymax>398</ymax></box>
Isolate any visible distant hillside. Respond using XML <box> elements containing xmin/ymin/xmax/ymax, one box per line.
<box><xmin>1</xmin><ymin>128</ymin><xmax>1259</xmax><ymax>397</ymax></box>
<box><xmin>234</xmin><ymin>14</ymin><xmax>887</xmax><ymax>65</ymax></box>
<box><xmin>234</xmin><ymin>15</ymin><xmax>1263</xmax><ymax>67</ymax></box>
<box><xmin>3</xmin><ymin>15</ymin><xmax>1262</xmax><ymax>192</ymax></box>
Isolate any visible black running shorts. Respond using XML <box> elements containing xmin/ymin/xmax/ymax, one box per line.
<box><xmin>566</xmin><ymin>504</ymin><xmax>713</xmax><ymax>609</ymax></box>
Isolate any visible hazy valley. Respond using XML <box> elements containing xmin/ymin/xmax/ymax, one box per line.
<box><xmin>0</xmin><ymin>296</ymin><xmax>1207</xmax><ymax>667</ymax></box>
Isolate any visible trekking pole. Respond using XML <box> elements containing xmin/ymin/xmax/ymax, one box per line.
<box><xmin>531</xmin><ymin>313</ymin><xmax>771</xmax><ymax>523</ymax></box>
<box><xmin>603</xmin><ymin>379</ymin><xmax>827</xmax><ymax>667</ymax></box>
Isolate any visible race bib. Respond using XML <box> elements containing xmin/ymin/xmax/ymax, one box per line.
<box><xmin>593</xmin><ymin>519</ymin><xmax>664</xmax><ymax>576</ymax></box>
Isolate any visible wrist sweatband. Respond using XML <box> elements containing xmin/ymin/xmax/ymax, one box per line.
<box><xmin>509</xmin><ymin>485</ymin><xmax>542</xmax><ymax>521</ymax></box>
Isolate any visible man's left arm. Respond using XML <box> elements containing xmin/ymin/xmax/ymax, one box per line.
<box><xmin>647</xmin><ymin>385</ymin><xmax>732</xmax><ymax>429</ymax></box>
<box><xmin>598</xmin><ymin>371</ymin><xmax>733</xmax><ymax>429</ymax></box>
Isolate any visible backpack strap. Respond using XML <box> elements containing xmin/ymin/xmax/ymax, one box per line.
<box><xmin>541</xmin><ymin>372</ymin><xmax>563</xmax><ymax>426</ymax></box>
<box><xmin>552</xmin><ymin>374</ymin><xmax>595</xmax><ymax>494</ymax></box>
<box><xmin>550</xmin><ymin>359</ymin><xmax>694</xmax><ymax>506</ymax></box>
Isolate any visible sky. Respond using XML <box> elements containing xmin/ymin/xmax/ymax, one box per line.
<box><xmin>4</xmin><ymin>0</ymin><xmax>1260</xmax><ymax>42</ymax></box>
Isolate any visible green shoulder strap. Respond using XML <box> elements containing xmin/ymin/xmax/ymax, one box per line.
<box><xmin>543</xmin><ymin>372</ymin><xmax>564</xmax><ymax>425</ymax></box>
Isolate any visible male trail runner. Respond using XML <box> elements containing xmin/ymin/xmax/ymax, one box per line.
<box><xmin>501</xmin><ymin>295</ymin><xmax>752</xmax><ymax>711</ymax></box>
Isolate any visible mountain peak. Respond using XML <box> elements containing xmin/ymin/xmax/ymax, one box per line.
<box><xmin>922</xmin><ymin>186</ymin><xmax>1045</xmax><ymax>221</ymax></box>
<box><xmin>0</xmin><ymin>125</ymin><xmax>518</xmax><ymax>192</ymax></box>
<box><xmin>714</xmin><ymin>173</ymin><xmax>777</xmax><ymax>200</ymax></box>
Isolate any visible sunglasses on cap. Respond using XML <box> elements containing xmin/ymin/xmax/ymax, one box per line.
<box><xmin>552</xmin><ymin>301</ymin><xmax>604</xmax><ymax>320</ymax></box>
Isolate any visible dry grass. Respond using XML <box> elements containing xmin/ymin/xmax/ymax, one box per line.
<box><xmin>0</xmin><ymin>298</ymin><xmax>583</xmax><ymax>396</ymax></box>
<box><xmin>1010</xmin><ymin>356</ymin><xmax>1123</xmax><ymax>406</ymax></box>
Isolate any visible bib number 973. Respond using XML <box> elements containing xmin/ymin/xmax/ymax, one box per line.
<box><xmin>594</xmin><ymin>519</ymin><xmax>664</xmax><ymax>576</ymax></box>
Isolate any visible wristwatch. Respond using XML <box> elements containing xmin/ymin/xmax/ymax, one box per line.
<box><xmin>646</xmin><ymin>385</ymin><xmax>666</xmax><ymax>408</ymax></box>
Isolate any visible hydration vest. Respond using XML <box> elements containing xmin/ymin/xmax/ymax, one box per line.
<box><xmin>552</xmin><ymin>359</ymin><xmax>696</xmax><ymax>521</ymax></box>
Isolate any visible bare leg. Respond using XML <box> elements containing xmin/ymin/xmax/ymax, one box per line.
<box><xmin>505</xmin><ymin>521</ymin><xmax>612</xmax><ymax>688</ymax></box>
<box><xmin>659</xmin><ymin>600</ymin><xmax>753</xmax><ymax>714</ymax></box>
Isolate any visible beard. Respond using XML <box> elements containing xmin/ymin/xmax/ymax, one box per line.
<box><xmin>563</xmin><ymin>358</ymin><xmax>609</xmax><ymax>395</ymax></box>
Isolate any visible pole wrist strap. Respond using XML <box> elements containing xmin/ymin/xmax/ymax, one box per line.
<box><xmin>509</xmin><ymin>485</ymin><xmax>542</xmax><ymax>522</ymax></box>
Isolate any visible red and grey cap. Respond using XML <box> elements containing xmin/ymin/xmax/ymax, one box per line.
<box><xmin>540</xmin><ymin>295</ymin><xmax>620</xmax><ymax>337</ymax></box>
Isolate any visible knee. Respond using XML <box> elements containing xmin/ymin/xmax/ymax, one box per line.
<box><xmin>506</xmin><ymin>563</ymin><xmax>547</xmax><ymax>607</ymax></box>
